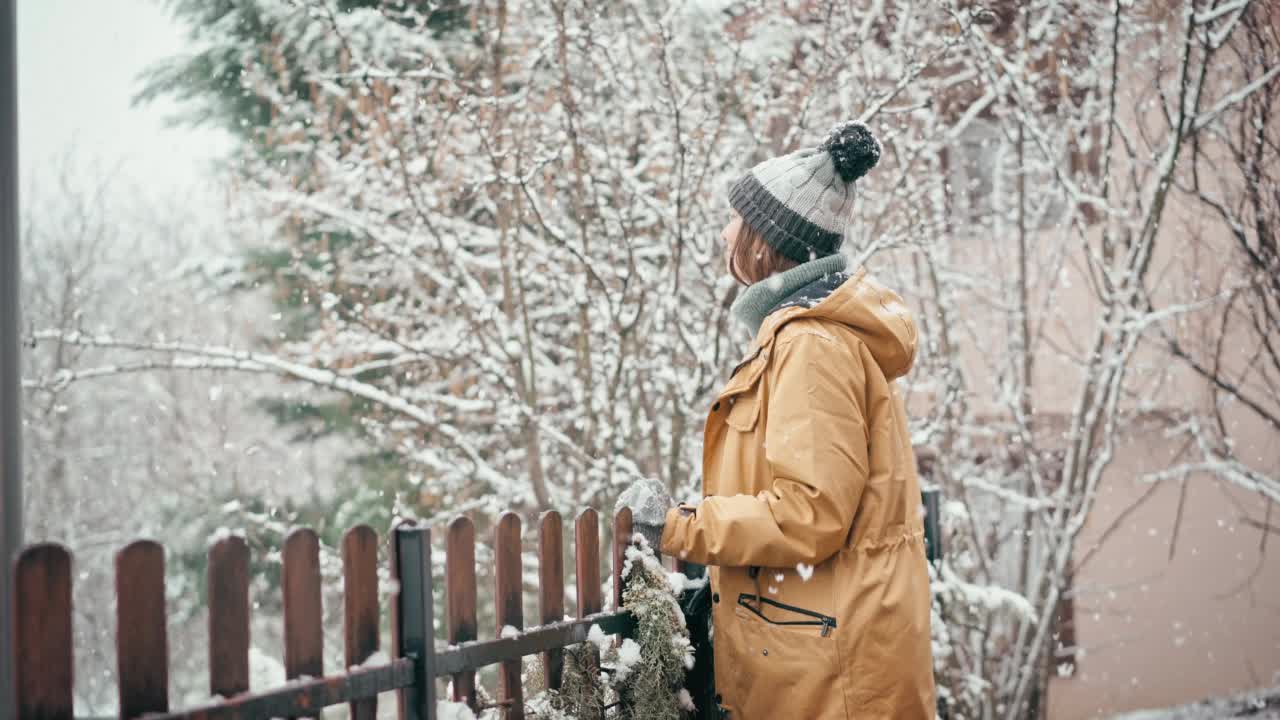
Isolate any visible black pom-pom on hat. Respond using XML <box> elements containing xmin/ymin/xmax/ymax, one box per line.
<box><xmin>820</xmin><ymin>121</ymin><xmax>882</xmax><ymax>183</ymax></box>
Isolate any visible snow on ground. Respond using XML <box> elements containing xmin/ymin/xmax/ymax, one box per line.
<box><xmin>1111</xmin><ymin>684</ymin><xmax>1280</xmax><ymax>719</ymax></box>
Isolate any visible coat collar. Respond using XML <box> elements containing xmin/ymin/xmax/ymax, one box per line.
<box><xmin>725</xmin><ymin>264</ymin><xmax>918</xmax><ymax>384</ymax></box>
<box><xmin>750</xmin><ymin>266</ymin><xmax>869</xmax><ymax>352</ymax></box>
<box><xmin>721</xmin><ymin>266</ymin><xmax>867</xmax><ymax>383</ymax></box>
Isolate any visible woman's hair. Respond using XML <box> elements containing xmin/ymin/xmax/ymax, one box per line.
<box><xmin>728</xmin><ymin>219</ymin><xmax>799</xmax><ymax>286</ymax></box>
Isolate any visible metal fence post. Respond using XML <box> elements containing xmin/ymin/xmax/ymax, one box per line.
<box><xmin>394</xmin><ymin>524</ymin><xmax>437</xmax><ymax>720</ymax></box>
<box><xmin>676</xmin><ymin>561</ymin><xmax>717</xmax><ymax>720</ymax></box>
<box><xmin>922</xmin><ymin>487</ymin><xmax>943</xmax><ymax>566</ymax></box>
<box><xmin>0</xmin><ymin>2</ymin><xmax>24</xmax><ymax>717</ymax></box>
<box><xmin>921</xmin><ymin>487</ymin><xmax>948</xmax><ymax>719</ymax></box>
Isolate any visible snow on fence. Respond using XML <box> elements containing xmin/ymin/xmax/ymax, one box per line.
<box><xmin>9</xmin><ymin>506</ymin><xmax>713</xmax><ymax>720</ymax></box>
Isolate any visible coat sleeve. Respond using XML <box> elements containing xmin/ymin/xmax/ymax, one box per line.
<box><xmin>660</xmin><ymin>330</ymin><xmax>870</xmax><ymax>568</ymax></box>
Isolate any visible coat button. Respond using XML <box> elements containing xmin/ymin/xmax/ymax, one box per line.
<box><xmin>712</xmin><ymin>592</ymin><xmax>719</xmax><ymax>603</ymax></box>
<box><xmin>762</xmin><ymin>648</ymin><xmax>769</xmax><ymax>656</ymax></box>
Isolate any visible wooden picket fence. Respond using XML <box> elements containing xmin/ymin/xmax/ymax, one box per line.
<box><xmin>8</xmin><ymin>506</ymin><xmax>709</xmax><ymax>720</ymax></box>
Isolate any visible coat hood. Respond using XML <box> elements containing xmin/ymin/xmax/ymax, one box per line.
<box><xmin>754</xmin><ymin>266</ymin><xmax>918</xmax><ymax>380</ymax></box>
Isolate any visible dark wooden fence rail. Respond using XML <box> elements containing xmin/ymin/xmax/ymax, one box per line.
<box><xmin>8</xmin><ymin>507</ymin><xmax>663</xmax><ymax>720</ymax></box>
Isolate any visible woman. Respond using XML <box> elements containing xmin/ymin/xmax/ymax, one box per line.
<box><xmin>621</xmin><ymin>122</ymin><xmax>936</xmax><ymax>719</ymax></box>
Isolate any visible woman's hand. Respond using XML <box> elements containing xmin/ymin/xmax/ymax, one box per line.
<box><xmin>616</xmin><ymin>478</ymin><xmax>674</xmax><ymax>551</ymax></box>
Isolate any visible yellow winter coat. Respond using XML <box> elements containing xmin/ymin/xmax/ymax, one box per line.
<box><xmin>660</xmin><ymin>266</ymin><xmax>936</xmax><ymax>719</ymax></box>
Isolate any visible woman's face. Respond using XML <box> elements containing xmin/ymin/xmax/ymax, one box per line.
<box><xmin>722</xmin><ymin>212</ymin><xmax>743</xmax><ymax>278</ymax></box>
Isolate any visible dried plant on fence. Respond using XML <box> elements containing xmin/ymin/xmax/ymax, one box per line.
<box><xmin>613</xmin><ymin>535</ymin><xmax>695</xmax><ymax>720</ymax></box>
<box><xmin>525</xmin><ymin>534</ymin><xmax>692</xmax><ymax>719</ymax></box>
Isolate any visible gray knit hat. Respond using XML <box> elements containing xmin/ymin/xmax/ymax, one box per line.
<box><xmin>728</xmin><ymin>121</ymin><xmax>882</xmax><ymax>263</ymax></box>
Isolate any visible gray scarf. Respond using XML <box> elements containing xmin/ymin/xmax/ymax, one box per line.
<box><xmin>730</xmin><ymin>253</ymin><xmax>848</xmax><ymax>335</ymax></box>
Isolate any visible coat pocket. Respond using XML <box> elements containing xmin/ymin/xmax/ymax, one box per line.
<box><xmin>721</xmin><ymin>595</ymin><xmax>844</xmax><ymax>718</ymax></box>
<box><xmin>723</xmin><ymin>392</ymin><xmax>760</xmax><ymax>432</ymax></box>
<box><xmin>735</xmin><ymin>594</ymin><xmax>837</xmax><ymax>635</ymax></box>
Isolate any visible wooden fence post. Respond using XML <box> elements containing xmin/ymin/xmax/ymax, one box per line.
<box><xmin>493</xmin><ymin>512</ymin><xmax>523</xmax><ymax>720</ymax></box>
<box><xmin>574</xmin><ymin>509</ymin><xmax>602</xmax><ymax>720</ymax></box>
<box><xmin>574</xmin><ymin>509</ymin><xmax>601</xmax><ymax>619</ymax></box>
<box><xmin>393</xmin><ymin>522</ymin><xmax>436</xmax><ymax>720</ymax></box>
<box><xmin>282</xmin><ymin>527</ymin><xmax>324</xmax><ymax>720</ymax></box>
<box><xmin>611</xmin><ymin>508</ymin><xmax>632</xmax><ymax>614</ymax></box>
<box><xmin>445</xmin><ymin>517</ymin><xmax>477</xmax><ymax>710</ymax></box>
<box><xmin>12</xmin><ymin>544</ymin><xmax>73</xmax><ymax>720</ymax></box>
<box><xmin>116</xmin><ymin>540</ymin><xmax>169</xmax><ymax>719</ymax></box>
<box><xmin>537</xmin><ymin>511</ymin><xmax>564</xmax><ymax>692</ymax></box>
<box><xmin>611</xmin><ymin>509</ymin><xmax>634</xmax><ymax>714</ymax></box>
<box><xmin>343</xmin><ymin>525</ymin><xmax>380</xmax><ymax>720</ymax></box>
<box><xmin>207</xmin><ymin>535</ymin><xmax>250</xmax><ymax>698</ymax></box>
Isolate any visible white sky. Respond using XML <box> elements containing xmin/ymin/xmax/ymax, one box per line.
<box><xmin>17</xmin><ymin>0</ymin><xmax>233</xmax><ymax>208</ymax></box>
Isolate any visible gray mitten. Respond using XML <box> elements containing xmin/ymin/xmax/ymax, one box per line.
<box><xmin>616</xmin><ymin>478</ymin><xmax>674</xmax><ymax>550</ymax></box>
